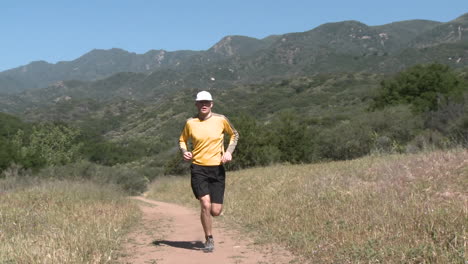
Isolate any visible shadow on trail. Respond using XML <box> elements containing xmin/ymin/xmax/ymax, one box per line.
<box><xmin>152</xmin><ymin>240</ymin><xmax>204</xmax><ymax>251</ymax></box>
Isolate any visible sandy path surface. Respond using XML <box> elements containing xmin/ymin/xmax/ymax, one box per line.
<box><xmin>118</xmin><ymin>196</ymin><xmax>298</xmax><ymax>264</ymax></box>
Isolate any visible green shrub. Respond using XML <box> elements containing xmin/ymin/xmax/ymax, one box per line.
<box><xmin>228</xmin><ymin>114</ymin><xmax>281</xmax><ymax>169</ymax></box>
<box><xmin>163</xmin><ymin>152</ymin><xmax>190</xmax><ymax>175</ymax></box>
<box><xmin>11</xmin><ymin>123</ymin><xmax>83</xmax><ymax>169</ymax></box>
<box><xmin>270</xmin><ymin>111</ymin><xmax>314</xmax><ymax>163</ymax></box>
<box><xmin>371</xmin><ymin>63</ymin><xmax>466</xmax><ymax>113</ymax></box>
<box><xmin>315</xmin><ymin>121</ymin><xmax>373</xmax><ymax>160</ymax></box>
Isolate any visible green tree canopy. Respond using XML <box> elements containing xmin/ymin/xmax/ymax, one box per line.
<box><xmin>372</xmin><ymin>63</ymin><xmax>467</xmax><ymax>112</ymax></box>
<box><xmin>228</xmin><ymin>113</ymin><xmax>281</xmax><ymax>169</ymax></box>
<box><xmin>12</xmin><ymin>123</ymin><xmax>83</xmax><ymax>168</ymax></box>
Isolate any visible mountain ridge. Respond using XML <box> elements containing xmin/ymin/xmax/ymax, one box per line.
<box><xmin>0</xmin><ymin>13</ymin><xmax>466</xmax><ymax>99</ymax></box>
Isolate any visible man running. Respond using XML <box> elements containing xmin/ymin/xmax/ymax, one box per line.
<box><xmin>179</xmin><ymin>90</ymin><xmax>239</xmax><ymax>252</ymax></box>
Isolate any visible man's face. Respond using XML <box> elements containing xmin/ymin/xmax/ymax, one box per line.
<box><xmin>195</xmin><ymin>100</ymin><xmax>213</xmax><ymax>115</ymax></box>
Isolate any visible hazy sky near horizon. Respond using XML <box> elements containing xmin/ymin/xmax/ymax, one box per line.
<box><xmin>1</xmin><ymin>0</ymin><xmax>466</xmax><ymax>71</ymax></box>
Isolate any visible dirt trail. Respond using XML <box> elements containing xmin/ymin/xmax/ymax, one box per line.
<box><xmin>118</xmin><ymin>196</ymin><xmax>298</xmax><ymax>264</ymax></box>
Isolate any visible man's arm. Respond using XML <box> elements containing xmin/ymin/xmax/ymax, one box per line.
<box><xmin>179</xmin><ymin>123</ymin><xmax>193</xmax><ymax>161</ymax></box>
<box><xmin>222</xmin><ymin>117</ymin><xmax>239</xmax><ymax>163</ymax></box>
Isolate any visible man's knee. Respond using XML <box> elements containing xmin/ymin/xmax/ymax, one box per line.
<box><xmin>199</xmin><ymin>195</ymin><xmax>211</xmax><ymax>212</ymax></box>
<box><xmin>210</xmin><ymin>204</ymin><xmax>223</xmax><ymax>216</ymax></box>
<box><xmin>210</xmin><ymin>210</ymin><xmax>221</xmax><ymax>216</ymax></box>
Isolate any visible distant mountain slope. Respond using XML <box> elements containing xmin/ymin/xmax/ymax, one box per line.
<box><xmin>208</xmin><ymin>35</ymin><xmax>279</xmax><ymax>57</ymax></box>
<box><xmin>0</xmin><ymin>48</ymin><xmax>198</xmax><ymax>92</ymax></box>
<box><xmin>0</xmin><ymin>35</ymin><xmax>278</xmax><ymax>93</ymax></box>
<box><xmin>378</xmin><ymin>42</ymin><xmax>468</xmax><ymax>72</ymax></box>
<box><xmin>373</xmin><ymin>19</ymin><xmax>442</xmax><ymax>51</ymax></box>
<box><xmin>408</xmin><ymin>13</ymin><xmax>468</xmax><ymax>48</ymax></box>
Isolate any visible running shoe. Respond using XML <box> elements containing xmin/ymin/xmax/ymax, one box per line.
<box><xmin>203</xmin><ymin>237</ymin><xmax>214</xmax><ymax>252</ymax></box>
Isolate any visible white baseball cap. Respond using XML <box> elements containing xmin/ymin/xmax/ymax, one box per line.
<box><xmin>195</xmin><ymin>91</ymin><xmax>213</xmax><ymax>101</ymax></box>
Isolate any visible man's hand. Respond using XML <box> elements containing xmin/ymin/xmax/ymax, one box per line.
<box><xmin>183</xmin><ymin>151</ymin><xmax>193</xmax><ymax>161</ymax></box>
<box><xmin>221</xmin><ymin>151</ymin><xmax>232</xmax><ymax>164</ymax></box>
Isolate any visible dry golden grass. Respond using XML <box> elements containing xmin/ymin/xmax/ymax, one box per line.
<box><xmin>148</xmin><ymin>149</ymin><xmax>467</xmax><ymax>263</ymax></box>
<box><xmin>0</xmin><ymin>180</ymin><xmax>140</xmax><ymax>264</ymax></box>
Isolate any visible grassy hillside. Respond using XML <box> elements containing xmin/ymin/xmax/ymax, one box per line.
<box><xmin>4</xmin><ymin>65</ymin><xmax>465</xmax><ymax>179</ymax></box>
<box><xmin>147</xmin><ymin>149</ymin><xmax>468</xmax><ymax>263</ymax></box>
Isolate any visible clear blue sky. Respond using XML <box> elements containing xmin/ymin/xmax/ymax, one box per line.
<box><xmin>1</xmin><ymin>0</ymin><xmax>466</xmax><ymax>71</ymax></box>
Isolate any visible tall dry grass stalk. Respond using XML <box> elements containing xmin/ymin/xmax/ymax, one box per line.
<box><xmin>148</xmin><ymin>149</ymin><xmax>467</xmax><ymax>263</ymax></box>
<box><xmin>0</xmin><ymin>180</ymin><xmax>140</xmax><ymax>264</ymax></box>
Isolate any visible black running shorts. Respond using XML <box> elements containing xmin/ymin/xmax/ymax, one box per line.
<box><xmin>190</xmin><ymin>164</ymin><xmax>226</xmax><ymax>204</ymax></box>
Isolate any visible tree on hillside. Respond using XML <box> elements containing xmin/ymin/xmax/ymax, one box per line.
<box><xmin>12</xmin><ymin>123</ymin><xmax>83</xmax><ymax>168</ymax></box>
<box><xmin>371</xmin><ymin>63</ymin><xmax>466</xmax><ymax>113</ymax></box>
<box><xmin>0</xmin><ymin>139</ymin><xmax>16</xmax><ymax>171</ymax></box>
<box><xmin>228</xmin><ymin>114</ymin><xmax>281</xmax><ymax>169</ymax></box>
<box><xmin>270</xmin><ymin>111</ymin><xmax>313</xmax><ymax>164</ymax></box>
<box><xmin>0</xmin><ymin>112</ymin><xmax>31</xmax><ymax>172</ymax></box>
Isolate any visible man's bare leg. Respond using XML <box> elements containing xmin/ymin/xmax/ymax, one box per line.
<box><xmin>199</xmin><ymin>195</ymin><xmax>224</xmax><ymax>235</ymax></box>
<box><xmin>199</xmin><ymin>195</ymin><xmax>224</xmax><ymax>252</ymax></box>
<box><xmin>199</xmin><ymin>195</ymin><xmax>212</xmax><ymax>237</ymax></box>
